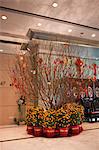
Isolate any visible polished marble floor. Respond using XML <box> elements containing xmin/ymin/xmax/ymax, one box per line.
<box><xmin>0</xmin><ymin>123</ymin><xmax>99</xmax><ymax>150</ymax></box>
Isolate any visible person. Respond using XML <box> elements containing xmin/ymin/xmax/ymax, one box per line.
<box><xmin>17</xmin><ymin>95</ymin><xmax>26</xmax><ymax>124</ymax></box>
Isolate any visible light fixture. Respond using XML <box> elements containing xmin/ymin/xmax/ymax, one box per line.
<box><xmin>0</xmin><ymin>49</ymin><xmax>4</xmax><ymax>52</ymax></box>
<box><xmin>37</xmin><ymin>23</ymin><xmax>42</xmax><ymax>26</ymax></box>
<box><xmin>68</xmin><ymin>29</ymin><xmax>72</xmax><ymax>33</ymax></box>
<box><xmin>1</xmin><ymin>15</ymin><xmax>7</xmax><ymax>20</ymax></box>
<box><xmin>91</xmin><ymin>34</ymin><xmax>96</xmax><ymax>37</ymax></box>
<box><xmin>52</xmin><ymin>2</ymin><xmax>58</xmax><ymax>8</ymax></box>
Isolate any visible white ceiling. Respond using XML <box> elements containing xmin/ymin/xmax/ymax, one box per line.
<box><xmin>0</xmin><ymin>0</ymin><xmax>99</xmax><ymax>45</ymax></box>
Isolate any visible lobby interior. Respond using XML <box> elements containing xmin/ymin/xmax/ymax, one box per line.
<box><xmin>0</xmin><ymin>0</ymin><xmax>99</xmax><ymax>150</ymax></box>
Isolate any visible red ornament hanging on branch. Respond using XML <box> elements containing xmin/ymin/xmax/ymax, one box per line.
<box><xmin>75</xmin><ymin>58</ymin><xmax>83</xmax><ymax>67</ymax></box>
<box><xmin>75</xmin><ymin>58</ymin><xmax>83</xmax><ymax>77</ymax></box>
<box><xmin>92</xmin><ymin>75</ymin><xmax>96</xmax><ymax>82</ymax></box>
<box><xmin>93</xmin><ymin>63</ymin><xmax>97</xmax><ymax>76</ymax></box>
<box><xmin>92</xmin><ymin>63</ymin><xmax>97</xmax><ymax>82</ymax></box>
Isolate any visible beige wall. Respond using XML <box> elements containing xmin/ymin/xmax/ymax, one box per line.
<box><xmin>0</xmin><ymin>53</ymin><xmax>18</xmax><ymax>125</ymax></box>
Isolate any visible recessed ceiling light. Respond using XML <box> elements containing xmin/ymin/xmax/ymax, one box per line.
<box><xmin>37</xmin><ymin>23</ymin><xmax>42</xmax><ymax>26</ymax></box>
<box><xmin>68</xmin><ymin>29</ymin><xmax>72</xmax><ymax>33</ymax></box>
<box><xmin>0</xmin><ymin>49</ymin><xmax>4</xmax><ymax>52</ymax></box>
<box><xmin>52</xmin><ymin>2</ymin><xmax>58</xmax><ymax>8</ymax></box>
<box><xmin>91</xmin><ymin>34</ymin><xmax>96</xmax><ymax>37</ymax></box>
<box><xmin>1</xmin><ymin>15</ymin><xmax>7</xmax><ymax>20</ymax></box>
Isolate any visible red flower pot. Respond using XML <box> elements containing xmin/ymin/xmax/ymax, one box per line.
<box><xmin>45</xmin><ymin>128</ymin><xmax>55</xmax><ymax>138</ymax></box>
<box><xmin>70</xmin><ymin>125</ymin><xmax>80</xmax><ymax>136</ymax></box>
<box><xmin>27</xmin><ymin>126</ymin><xmax>33</xmax><ymax>135</ymax></box>
<box><xmin>33</xmin><ymin>126</ymin><xmax>43</xmax><ymax>137</ymax></box>
<box><xmin>59</xmin><ymin>127</ymin><xmax>69</xmax><ymax>137</ymax></box>
<box><xmin>79</xmin><ymin>124</ymin><xmax>83</xmax><ymax>132</ymax></box>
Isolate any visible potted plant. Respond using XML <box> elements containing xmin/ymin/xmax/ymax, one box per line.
<box><xmin>43</xmin><ymin>109</ymin><xmax>56</xmax><ymax>138</ymax></box>
<box><xmin>26</xmin><ymin>107</ymin><xmax>34</xmax><ymax>135</ymax></box>
<box><xmin>56</xmin><ymin>107</ymin><xmax>70</xmax><ymax>137</ymax></box>
<box><xmin>31</xmin><ymin>106</ymin><xmax>44</xmax><ymax>137</ymax></box>
<box><xmin>64</xmin><ymin>103</ymin><xmax>81</xmax><ymax>135</ymax></box>
<box><xmin>69</xmin><ymin>110</ymin><xmax>80</xmax><ymax>135</ymax></box>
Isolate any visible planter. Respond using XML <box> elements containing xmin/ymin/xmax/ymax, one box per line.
<box><xmin>70</xmin><ymin>125</ymin><xmax>80</xmax><ymax>135</ymax></box>
<box><xmin>45</xmin><ymin>128</ymin><xmax>55</xmax><ymax>138</ymax></box>
<box><xmin>27</xmin><ymin>126</ymin><xmax>33</xmax><ymax>135</ymax></box>
<box><xmin>59</xmin><ymin>127</ymin><xmax>69</xmax><ymax>137</ymax></box>
<box><xmin>79</xmin><ymin>124</ymin><xmax>83</xmax><ymax>132</ymax></box>
<box><xmin>33</xmin><ymin>126</ymin><xmax>43</xmax><ymax>137</ymax></box>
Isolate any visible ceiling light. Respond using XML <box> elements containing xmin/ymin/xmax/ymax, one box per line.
<box><xmin>91</xmin><ymin>34</ymin><xmax>96</xmax><ymax>37</ymax></box>
<box><xmin>0</xmin><ymin>49</ymin><xmax>4</xmax><ymax>52</ymax></box>
<box><xmin>1</xmin><ymin>15</ymin><xmax>7</xmax><ymax>20</ymax></box>
<box><xmin>37</xmin><ymin>23</ymin><xmax>42</xmax><ymax>26</ymax></box>
<box><xmin>68</xmin><ymin>29</ymin><xmax>72</xmax><ymax>33</ymax></box>
<box><xmin>52</xmin><ymin>2</ymin><xmax>58</xmax><ymax>7</ymax></box>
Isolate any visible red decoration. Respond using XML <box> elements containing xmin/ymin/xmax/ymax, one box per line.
<box><xmin>75</xmin><ymin>58</ymin><xmax>83</xmax><ymax>67</ymax></box>
<box><xmin>60</xmin><ymin>60</ymin><xmax>64</xmax><ymax>64</ymax></box>
<box><xmin>92</xmin><ymin>76</ymin><xmax>96</xmax><ymax>82</ymax></box>
<box><xmin>75</xmin><ymin>58</ymin><xmax>84</xmax><ymax>77</ymax></box>
<box><xmin>38</xmin><ymin>58</ymin><xmax>43</xmax><ymax>64</ymax></box>
<box><xmin>93</xmin><ymin>63</ymin><xmax>96</xmax><ymax>76</ymax></box>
